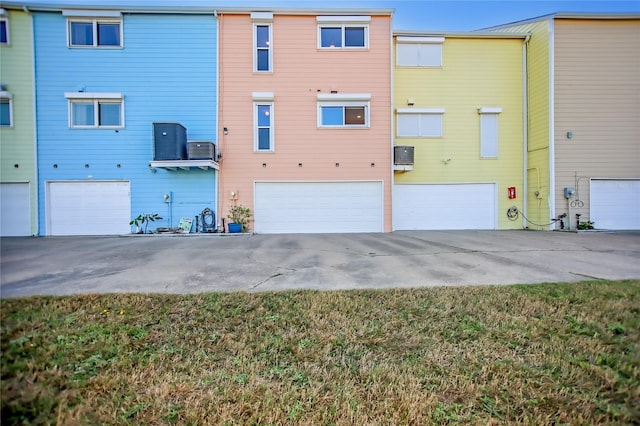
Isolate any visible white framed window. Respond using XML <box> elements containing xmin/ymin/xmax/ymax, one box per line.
<box><xmin>396</xmin><ymin>108</ymin><xmax>444</xmax><ymax>137</ymax></box>
<box><xmin>64</xmin><ymin>10</ymin><xmax>122</xmax><ymax>48</ymax></box>
<box><xmin>252</xmin><ymin>12</ymin><xmax>273</xmax><ymax>72</ymax></box>
<box><xmin>65</xmin><ymin>92</ymin><xmax>124</xmax><ymax>128</ymax></box>
<box><xmin>317</xmin><ymin>93</ymin><xmax>370</xmax><ymax>128</ymax></box>
<box><xmin>478</xmin><ymin>107</ymin><xmax>502</xmax><ymax>158</ymax></box>
<box><xmin>253</xmin><ymin>92</ymin><xmax>274</xmax><ymax>151</ymax></box>
<box><xmin>0</xmin><ymin>10</ymin><xmax>9</xmax><ymax>45</ymax></box>
<box><xmin>317</xmin><ymin>16</ymin><xmax>369</xmax><ymax>49</ymax></box>
<box><xmin>396</xmin><ymin>36</ymin><xmax>444</xmax><ymax>67</ymax></box>
<box><xmin>0</xmin><ymin>91</ymin><xmax>13</xmax><ymax>127</ymax></box>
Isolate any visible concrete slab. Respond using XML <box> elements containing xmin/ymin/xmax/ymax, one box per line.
<box><xmin>1</xmin><ymin>230</ymin><xmax>639</xmax><ymax>298</ymax></box>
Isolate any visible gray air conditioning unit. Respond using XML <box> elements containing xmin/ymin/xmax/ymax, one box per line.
<box><xmin>188</xmin><ymin>141</ymin><xmax>216</xmax><ymax>160</ymax></box>
<box><xmin>394</xmin><ymin>146</ymin><xmax>414</xmax><ymax>165</ymax></box>
<box><xmin>153</xmin><ymin>122</ymin><xmax>187</xmax><ymax>160</ymax></box>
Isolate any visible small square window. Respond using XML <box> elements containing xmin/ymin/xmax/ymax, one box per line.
<box><xmin>0</xmin><ymin>18</ymin><xmax>9</xmax><ymax>45</ymax></box>
<box><xmin>344</xmin><ymin>27</ymin><xmax>365</xmax><ymax>47</ymax></box>
<box><xmin>0</xmin><ymin>98</ymin><xmax>12</xmax><ymax>127</ymax></box>
<box><xmin>72</xmin><ymin>101</ymin><xmax>95</xmax><ymax>126</ymax></box>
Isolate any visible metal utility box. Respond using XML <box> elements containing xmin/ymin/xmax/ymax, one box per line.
<box><xmin>153</xmin><ymin>122</ymin><xmax>187</xmax><ymax>160</ymax></box>
<box><xmin>187</xmin><ymin>141</ymin><xmax>216</xmax><ymax>160</ymax></box>
<box><xmin>394</xmin><ymin>146</ymin><xmax>415</xmax><ymax>165</ymax></box>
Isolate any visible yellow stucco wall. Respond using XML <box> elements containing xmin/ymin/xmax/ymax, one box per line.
<box><xmin>394</xmin><ymin>36</ymin><xmax>525</xmax><ymax>229</ymax></box>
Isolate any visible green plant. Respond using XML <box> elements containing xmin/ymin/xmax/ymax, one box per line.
<box><xmin>227</xmin><ymin>205</ymin><xmax>252</xmax><ymax>232</ymax></box>
<box><xmin>578</xmin><ymin>220</ymin><xmax>595</xmax><ymax>230</ymax></box>
<box><xmin>129</xmin><ymin>213</ymin><xmax>162</xmax><ymax>234</ymax></box>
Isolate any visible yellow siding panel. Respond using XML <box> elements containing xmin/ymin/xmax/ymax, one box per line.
<box><xmin>394</xmin><ymin>37</ymin><xmax>524</xmax><ymax>229</ymax></box>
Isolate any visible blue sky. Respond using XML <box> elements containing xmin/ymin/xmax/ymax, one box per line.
<box><xmin>24</xmin><ymin>0</ymin><xmax>640</xmax><ymax>31</ymax></box>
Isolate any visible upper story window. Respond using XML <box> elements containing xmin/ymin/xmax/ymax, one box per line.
<box><xmin>0</xmin><ymin>10</ymin><xmax>9</xmax><ymax>45</ymax></box>
<box><xmin>318</xmin><ymin>93</ymin><xmax>370</xmax><ymax>128</ymax></box>
<box><xmin>317</xmin><ymin>16</ymin><xmax>370</xmax><ymax>49</ymax></box>
<box><xmin>253</xmin><ymin>92</ymin><xmax>274</xmax><ymax>151</ymax></box>
<box><xmin>251</xmin><ymin>12</ymin><xmax>273</xmax><ymax>72</ymax></box>
<box><xmin>478</xmin><ymin>107</ymin><xmax>502</xmax><ymax>158</ymax></box>
<box><xmin>396</xmin><ymin>36</ymin><xmax>444</xmax><ymax>67</ymax></box>
<box><xmin>396</xmin><ymin>108</ymin><xmax>445</xmax><ymax>137</ymax></box>
<box><xmin>0</xmin><ymin>91</ymin><xmax>13</xmax><ymax>127</ymax></box>
<box><xmin>63</xmin><ymin>10</ymin><xmax>122</xmax><ymax>48</ymax></box>
<box><xmin>65</xmin><ymin>92</ymin><xmax>124</xmax><ymax>128</ymax></box>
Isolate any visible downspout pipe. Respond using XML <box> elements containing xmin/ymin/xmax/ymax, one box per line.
<box><xmin>522</xmin><ymin>34</ymin><xmax>530</xmax><ymax>229</ymax></box>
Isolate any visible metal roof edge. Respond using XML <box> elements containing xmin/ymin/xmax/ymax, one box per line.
<box><xmin>394</xmin><ymin>30</ymin><xmax>529</xmax><ymax>39</ymax></box>
<box><xmin>479</xmin><ymin>11</ymin><xmax>640</xmax><ymax>31</ymax></box>
<box><xmin>0</xmin><ymin>2</ymin><xmax>393</xmax><ymax>15</ymax></box>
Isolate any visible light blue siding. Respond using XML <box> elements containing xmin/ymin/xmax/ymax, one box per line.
<box><xmin>34</xmin><ymin>12</ymin><xmax>218</xmax><ymax>233</ymax></box>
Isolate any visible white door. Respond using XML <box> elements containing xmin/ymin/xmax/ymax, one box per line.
<box><xmin>393</xmin><ymin>183</ymin><xmax>496</xmax><ymax>230</ymax></box>
<box><xmin>590</xmin><ymin>179</ymin><xmax>640</xmax><ymax>230</ymax></box>
<box><xmin>0</xmin><ymin>182</ymin><xmax>31</xmax><ymax>236</ymax></box>
<box><xmin>254</xmin><ymin>181</ymin><xmax>384</xmax><ymax>233</ymax></box>
<box><xmin>47</xmin><ymin>181</ymin><xmax>131</xmax><ymax>235</ymax></box>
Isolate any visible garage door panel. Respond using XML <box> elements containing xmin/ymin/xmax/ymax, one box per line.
<box><xmin>48</xmin><ymin>181</ymin><xmax>131</xmax><ymax>236</ymax></box>
<box><xmin>591</xmin><ymin>179</ymin><xmax>640</xmax><ymax>230</ymax></box>
<box><xmin>255</xmin><ymin>182</ymin><xmax>383</xmax><ymax>234</ymax></box>
<box><xmin>393</xmin><ymin>184</ymin><xmax>496</xmax><ymax>230</ymax></box>
<box><xmin>0</xmin><ymin>183</ymin><xmax>31</xmax><ymax>236</ymax></box>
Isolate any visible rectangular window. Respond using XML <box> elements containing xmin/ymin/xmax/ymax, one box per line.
<box><xmin>255</xmin><ymin>24</ymin><xmax>272</xmax><ymax>72</ymax></box>
<box><xmin>396</xmin><ymin>36</ymin><xmax>444</xmax><ymax>67</ymax></box>
<box><xmin>65</xmin><ymin>92</ymin><xmax>124</xmax><ymax>128</ymax></box>
<box><xmin>0</xmin><ymin>18</ymin><xmax>8</xmax><ymax>45</ymax></box>
<box><xmin>317</xmin><ymin>16</ymin><xmax>369</xmax><ymax>49</ymax></box>
<box><xmin>317</xmin><ymin>94</ymin><xmax>371</xmax><ymax>128</ymax></box>
<box><xmin>253</xmin><ymin>92</ymin><xmax>274</xmax><ymax>151</ymax></box>
<box><xmin>68</xmin><ymin>19</ymin><xmax>122</xmax><ymax>47</ymax></box>
<box><xmin>478</xmin><ymin>107</ymin><xmax>502</xmax><ymax>158</ymax></box>
<box><xmin>255</xmin><ymin>104</ymin><xmax>273</xmax><ymax>151</ymax></box>
<box><xmin>396</xmin><ymin>108</ymin><xmax>444</xmax><ymax>137</ymax></box>
<box><xmin>0</xmin><ymin>96</ymin><xmax>12</xmax><ymax>127</ymax></box>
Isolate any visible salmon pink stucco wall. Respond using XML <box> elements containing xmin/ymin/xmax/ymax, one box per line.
<box><xmin>218</xmin><ymin>11</ymin><xmax>393</xmax><ymax>231</ymax></box>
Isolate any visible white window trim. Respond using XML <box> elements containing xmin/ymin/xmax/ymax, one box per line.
<box><xmin>253</xmin><ymin>21</ymin><xmax>273</xmax><ymax>73</ymax></box>
<box><xmin>65</xmin><ymin>92</ymin><xmax>124</xmax><ymax>128</ymax></box>
<box><xmin>253</xmin><ymin>94</ymin><xmax>274</xmax><ymax>152</ymax></box>
<box><xmin>478</xmin><ymin>107</ymin><xmax>502</xmax><ymax>158</ymax></box>
<box><xmin>396</xmin><ymin>36</ymin><xmax>444</xmax><ymax>68</ymax></box>
<box><xmin>66</xmin><ymin>14</ymin><xmax>123</xmax><ymax>48</ymax></box>
<box><xmin>317</xmin><ymin>15</ymin><xmax>370</xmax><ymax>50</ymax></box>
<box><xmin>317</xmin><ymin>93</ymin><xmax>371</xmax><ymax>128</ymax></box>
<box><xmin>0</xmin><ymin>91</ymin><xmax>13</xmax><ymax>127</ymax></box>
<box><xmin>0</xmin><ymin>11</ymin><xmax>9</xmax><ymax>46</ymax></box>
<box><xmin>396</xmin><ymin>108</ymin><xmax>445</xmax><ymax>138</ymax></box>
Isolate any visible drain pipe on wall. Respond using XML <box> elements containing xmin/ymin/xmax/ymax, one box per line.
<box><xmin>522</xmin><ymin>34</ymin><xmax>530</xmax><ymax>229</ymax></box>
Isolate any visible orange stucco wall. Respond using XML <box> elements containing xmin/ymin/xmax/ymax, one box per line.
<box><xmin>218</xmin><ymin>12</ymin><xmax>392</xmax><ymax>231</ymax></box>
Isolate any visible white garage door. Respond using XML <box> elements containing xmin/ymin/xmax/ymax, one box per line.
<box><xmin>47</xmin><ymin>181</ymin><xmax>131</xmax><ymax>236</ymax></box>
<box><xmin>590</xmin><ymin>179</ymin><xmax>640</xmax><ymax>230</ymax></box>
<box><xmin>254</xmin><ymin>181</ymin><xmax>383</xmax><ymax>233</ymax></box>
<box><xmin>393</xmin><ymin>183</ymin><xmax>496</xmax><ymax>230</ymax></box>
<box><xmin>0</xmin><ymin>182</ymin><xmax>31</xmax><ymax>236</ymax></box>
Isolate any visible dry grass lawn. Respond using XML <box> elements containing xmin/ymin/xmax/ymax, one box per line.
<box><xmin>2</xmin><ymin>280</ymin><xmax>639</xmax><ymax>424</ymax></box>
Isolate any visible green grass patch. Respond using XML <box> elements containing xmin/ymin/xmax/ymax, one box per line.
<box><xmin>2</xmin><ymin>280</ymin><xmax>639</xmax><ymax>424</ymax></box>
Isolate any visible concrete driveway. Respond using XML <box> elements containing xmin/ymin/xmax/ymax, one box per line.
<box><xmin>1</xmin><ymin>230</ymin><xmax>639</xmax><ymax>298</ymax></box>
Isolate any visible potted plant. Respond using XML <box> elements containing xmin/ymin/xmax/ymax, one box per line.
<box><xmin>130</xmin><ymin>213</ymin><xmax>162</xmax><ymax>234</ymax></box>
<box><xmin>227</xmin><ymin>205</ymin><xmax>252</xmax><ymax>233</ymax></box>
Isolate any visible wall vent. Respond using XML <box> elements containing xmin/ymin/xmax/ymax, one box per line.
<box><xmin>394</xmin><ymin>146</ymin><xmax>414</xmax><ymax>165</ymax></box>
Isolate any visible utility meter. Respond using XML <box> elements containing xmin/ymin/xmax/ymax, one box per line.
<box><xmin>564</xmin><ymin>187</ymin><xmax>575</xmax><ymax>199</ymax></box>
